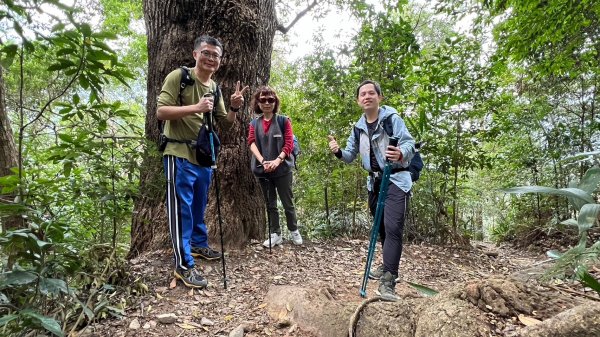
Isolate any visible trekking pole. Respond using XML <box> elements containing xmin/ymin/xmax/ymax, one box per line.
<box><xmin>360</xmin><ymin>137</ymin><xmax>399</xmax><ymax>298</ymax></box>
<box><xmin>205</xmin><ymin>92</ymin><xmax>227</xmax><ymax>289</ymax></box>
<box><xmin>260</xmin><ymin>178</ymin><xmax>273</xmax><ymax>254</ymax></box>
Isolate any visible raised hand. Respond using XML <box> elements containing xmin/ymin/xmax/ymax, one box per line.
<box><xmin>230</xmin><ymin>81</ymin><xmax>249</xmax><ymax>110</ymax></box>
<box><xmin>328</xmin><ymin>135</ymin><xmax>340</xmax><ymax>154</ymax></box>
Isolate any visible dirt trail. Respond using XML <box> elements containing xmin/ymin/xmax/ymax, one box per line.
<box><xmin>81</xmin><ymin>239</ymin><xmax>578</xmax><ymax>337</ymax></box>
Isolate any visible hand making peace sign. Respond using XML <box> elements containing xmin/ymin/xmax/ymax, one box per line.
<box><xmin>230</xmin><ymin>81</ymin><xmax>249</xmax><ymax>110</ymax></box>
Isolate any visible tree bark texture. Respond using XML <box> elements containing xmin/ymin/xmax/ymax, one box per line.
<box><xmin>0</xmin><ymin>67</ymin><xmax>21</xmax><ymax>230</ymax></box>
<box><xmin>264</xmin><ymin>278</ymin><xmax>598</xmax><ymax>337</ymax></box>
<box><xmin>130</xmin><ymin>0</ymin><xmax>276</xmax><ymax>256</ymax></box>
<box><xmin>0</xmin><ymin>68</ymin><xmax>18</xmax><ymax>179</ymax></box>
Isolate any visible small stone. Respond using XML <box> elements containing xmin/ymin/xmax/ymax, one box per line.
<box><xmin>201</xmin><ymin>317</ymin><xmax>215</xmax><ymax>326</ymax></box>
<box><xmin>129</xmin><ymin>319</ymin><xmax>141</xmax><ymax>330</ymax></box>
<box><xmin>157</xmin><ymin>313</ymin><xmax>177</xmax><ymax>324</ymax></box>
<box><xmin>142</xmin><ymin>322</ymin><xmax>151</xmax><ymax>329</ymax></box>
<box><xmin>229</xmin><ymin>324</ymin><xmax>245</xmax><ymax>337</ymax></box>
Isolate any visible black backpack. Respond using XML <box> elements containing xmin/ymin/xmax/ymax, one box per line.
<box><xmin>158</xmin><ymin>67</ymin><xmax>222</xmax><ymax>167</ymax></box>
<box><xmin>353</xmin><ymin>116</ymin><xmax>423</xmax><ymax>182</ymax></box>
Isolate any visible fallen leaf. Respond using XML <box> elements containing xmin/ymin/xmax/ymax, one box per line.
<box><xmin>286</xmin><ymin>303</ymin><xmax>293</xmax><ymax>312</ymax></box>
<box><xmin>169</xmin><ymin>278</ymin><xmax>177</xmax><ymax>289</ymax></box>
<box><xmin>224</xmin><ymin>315</ymin><xmax>234</xmax><ymax>321</ymax></box>
<box><xmin>274</xmin><ymin>275</ymin><xmax>284</xmax><ymax>280</ymax></box>
<box><xmin>257</xmin><ymin>303</ymin><xmax>268</xmax><ymax>309</ymax></box>
<box><xmin>277</xmin><ymin>308</ymin><xmax>288</xmax><ymax>321</ymax></box>
<box><xmin>176</xmin><ymin>323</ymin><xmax>197</xmax><ymax>330</ymax></box>
<box><xmin>518</xmin><ymin>314</ymin><xmax>542</xmax><ymax>326</ymax></box>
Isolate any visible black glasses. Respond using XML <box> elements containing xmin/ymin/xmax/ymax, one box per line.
<box><xmin>199</xmin><ymin>50</ymin><xmax>221</xmax><ymax>60</ymax></box>
<box><xmin>258</xmin><ymin>97</ymin><xmax>276</xmax><ymax>104</ymax></box>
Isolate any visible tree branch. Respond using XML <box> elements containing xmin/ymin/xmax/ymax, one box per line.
<box><xmin>276</xmin><ymin>0</ymin><xmax>318</xmax><ymax>34</ymax></box>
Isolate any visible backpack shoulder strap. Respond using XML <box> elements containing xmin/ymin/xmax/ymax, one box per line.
<box><xmin>213</xmin><ymin>82</ymin><xmax>222</xmax><ymax>108</ymax></box>
<box><xmin>178</xmin><ymin>66</ymin><xmax>194</xmax><ymax>106</ymax></box>
<box><xmin>383</xmin><ymin>115</ymin><xmax>394</xmax><ymax>137</ymax></box>
<box><xmin>158</xmin><ymin>67</ymin><xmax>193</xmax><ymax>134</ymax></box>
<box><xmin>353</xmin><ymin>125</ymin><xmax>360</xmax><ymax>146</ymax></box>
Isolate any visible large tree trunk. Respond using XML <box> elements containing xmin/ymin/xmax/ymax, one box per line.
<box><xmin>0</xmin><ymin>67</ymin><xmax>21</xmax><ymax>230</ymax></box>
<box><xmin>0</xmin><ymin>68</ymin><xmax>17</xmax><ymax>178</ymax></box>
<box><xmin>130</xmin><ymin>0</ymin><xmax>275</xmax><ymax>256</ymax></box>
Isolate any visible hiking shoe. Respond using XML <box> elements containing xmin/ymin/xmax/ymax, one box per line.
<box><xmin>290</xmin><ymin>230</ymin><xmax>303</xmax><ymax>245</ymax></box>
<box><xmin>263</xmin><ymin>233</ymin><xmax>283</xmax><ymax>248</ymax></box>
<box><xmin>368</xmin><ymin>264</ymin><xmax>384</xmax><ymax>280</ymax></box>
<box><xmin>377</xmin><ymin>271</ymin><xmax>399</xmax><ymax>301</ymax></box>
<box><xmin>191</xmin><ymin>246</ymin><xmax>221</xmax><ymax>260</ymax></box>
<box><xmin>174</xmin><ymin>267</ymin><xmax>208</xmax><ymax>289</ymax></box>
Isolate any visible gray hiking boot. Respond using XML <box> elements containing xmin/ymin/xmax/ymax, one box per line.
<box><xmin>378</xmin><ymin>271</ymin><xmax>399</xmax><ymax>301</ymax></box>
<box><xmin>174</xmin><ymin>266</ymin><xmax>208</xmax><ymax>289</ymax></box>
<box><xmin>368</xmin><ymin>264</ymin><xmax>384</xmax><ymax>280</ymax></box>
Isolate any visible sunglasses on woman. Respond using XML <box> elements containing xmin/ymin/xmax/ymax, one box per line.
<box><xmin>258</xmin><ymin>97</ymin><xmax>276</xmax><ymax>104</ymax></box>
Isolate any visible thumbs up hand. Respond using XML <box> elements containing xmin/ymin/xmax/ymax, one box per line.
<box><xmin>328</xmin><ymin>135</ymin><xmax>339</xmax><ymax>154</ymax></box>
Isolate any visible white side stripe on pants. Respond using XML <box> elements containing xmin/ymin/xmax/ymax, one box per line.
<box><xmin>166</xmin><ymin>156</ymin><xmax>186</xmax><ymax>270</ymax></box>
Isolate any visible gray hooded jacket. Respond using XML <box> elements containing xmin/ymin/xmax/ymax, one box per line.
<box><xmin>338</xmin><ymin>105</ymin><xmax>415</xmax><ymax>192</ymax></box>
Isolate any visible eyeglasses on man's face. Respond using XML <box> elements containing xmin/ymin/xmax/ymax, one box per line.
<box><xmin>199</xmin><ymin>50</ymin><xmax>222</xmax><ymax>60</ymax></box>
<box><xmin>258</xmin><ymin>97</ymin><xmax>276</xmax><ymax>104</ymax></box>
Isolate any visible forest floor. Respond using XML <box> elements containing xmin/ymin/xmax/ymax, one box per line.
<box><xmin>81</xmin><ymin>237</ymin><xmax>599</xmax><ymax>337</ymax></box>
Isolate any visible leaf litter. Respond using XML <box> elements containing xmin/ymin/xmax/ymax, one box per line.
<box><xmin>80</xmin><ymin>239</ymin><xmax>598</xmax><ymax>337</ymax></box>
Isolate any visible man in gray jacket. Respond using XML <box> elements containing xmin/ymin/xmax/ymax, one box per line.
<box><xmin>328</xmin><ymin>80</ymin><xmax>415</xmax><ymax>300</ymax></box>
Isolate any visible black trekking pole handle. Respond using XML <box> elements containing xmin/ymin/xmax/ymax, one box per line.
<box><xmin>203</xmin><ymin>92</ymin><xmax>217</xmax><ymax>167</ymax></box>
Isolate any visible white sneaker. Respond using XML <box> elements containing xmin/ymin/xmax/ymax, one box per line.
<box><xmin>290</xmin><ymin>230</ymin><xmax>303</xmax><ymax>245</ymax></box>
<box><xmin>263</xmin><ymin>233</ymin><xmax>283</xmax><ymax>248</ymax></box>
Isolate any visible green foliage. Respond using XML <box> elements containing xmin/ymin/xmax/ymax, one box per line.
<box><xmin>406</xmin><ymin>281</ymin><xmax>439</xmax><ymax>297</ymax></box>
<box><xmin>489</xmin><ymin>0</ymin><xmax>600</xmax><ymax>77</ymax></box>
<box><xmin>503</xmin><ymin>167</ymin><xmax>600</xmax><ymax>294</ymax></box>
<box><xmin>1</xmin><ymin>0</ymin><xmax>144</xmax><ymax>335</ymax></box>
